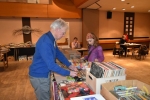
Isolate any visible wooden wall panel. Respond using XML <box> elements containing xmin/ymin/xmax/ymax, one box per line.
<box><xmin>48</xmin><ymin>0</ymin><xmax>81</xmax><ymax>18</ymax></box>
<box><xmin>0</xmin><ymin>2</ymin><xmax>81</xmax><ymax>18</ymax></box>
<box><xmin>0</xmin><ymin>2</ymin><xmax>48</xmax><ymax>17</ymax></box>
<box><xmin>71</xmin><ymin>0</ymin><xmax>88</xmax><ymax>7</ymax></box>
<box><xmin>82</xmin><ymin>9</ymin><xmax>99</xmax><ymax>47</ymax></box>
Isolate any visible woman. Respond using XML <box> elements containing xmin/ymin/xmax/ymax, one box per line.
<box><xmin>71</xmin><ymin>37</ymin><xmax>81</xmax><ymax>49</ymax></box>
<box><xmin>82</xmin><ymin>33</ymin><xmax>104</xmax><ymax>62</ymax></box>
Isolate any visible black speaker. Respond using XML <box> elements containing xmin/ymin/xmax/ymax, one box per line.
<box><xmin>107</xmin><ymin>11</ymin><xmax>112</xmax><ymax>19</ymax></box>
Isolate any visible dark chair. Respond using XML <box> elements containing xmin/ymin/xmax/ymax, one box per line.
<box><xmin>113</xmin><ymin>43</ymin><xmax>124</xmax><ymax>57</ymax></box>
<box><xmin>134</xmin><ymin>45</ymin><xmax>149</xmax><ymax>60</ymax></box>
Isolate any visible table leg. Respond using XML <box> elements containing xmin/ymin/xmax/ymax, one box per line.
<box><xmin>6</xmin><ymin>53</ymin><xmax>8</xmax><ymax>67</ymax></box>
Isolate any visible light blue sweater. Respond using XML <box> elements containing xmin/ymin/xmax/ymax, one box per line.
<box><xmin>29</xmin><ymin>31</ymin><xmax>71</xmax><ymax>78</ymax></box>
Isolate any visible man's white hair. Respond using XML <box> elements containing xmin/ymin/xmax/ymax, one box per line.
<box><xmin>50</xmin><ymin>18</ymin><xmax>68</xmax><ymax>30</ymax></box>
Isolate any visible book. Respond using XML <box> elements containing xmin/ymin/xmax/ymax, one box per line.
<box><xmin>90</xmin><ymin>62</ymin><xmax>104</xmax><ymax>78</ymax></box>
<box><xmin>60</xmin><ymin>82</ymin><xmax>95</xmax><ymax>100</ymax></box>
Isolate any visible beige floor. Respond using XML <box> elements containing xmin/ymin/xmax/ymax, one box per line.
<box><xmin>0</xmin><ymin>50</ymin><xmax>150</xmax><ymax>100</ymax></box>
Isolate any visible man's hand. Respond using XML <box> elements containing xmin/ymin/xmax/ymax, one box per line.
<box><xmin>70</xmin><ymin>71</ymin><xmax>77</xmax><ymax>77</ymax></box>
<box><xmin>69</xmin><ymin>65</ymin><xmax>78</xmax><ymax>71</ymax></box>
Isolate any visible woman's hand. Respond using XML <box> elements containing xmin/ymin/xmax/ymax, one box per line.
<box><xmin>95</xmin><ymin>59</ymin><xmax>99</xmax><ymax>62</ymax></box>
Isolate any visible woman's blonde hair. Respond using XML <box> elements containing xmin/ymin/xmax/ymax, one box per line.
<box><xmin>86</xmin><ymin>33</ymin><xmax>99</xmax><ymax>48</ymax></box>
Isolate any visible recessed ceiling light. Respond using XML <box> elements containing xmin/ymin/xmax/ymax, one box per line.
<box><xmin>131</xmin><ymin>6</ymin><xmax>134</xmax><ymax>8</ymax></box>
<box><xmin>121</xmin><ymin>0</ymin><xmax>125</xmax><ymax>1</ymax></box>
<box><xmin>122</xmin><ymin>8</ymin><xmax>125</xmax><ymax>10</ymax></box>
<box><xmin>113</xmin><ymin>8</ymin><xmax>116</xmax><ymax>10</ymax></box>
<box><xmin>148</xmin><ymin>10</ymin><xmax>150</xmax><ymax>12</ymax></box>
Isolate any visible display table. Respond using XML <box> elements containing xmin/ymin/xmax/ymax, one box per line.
<box><xmin>75</xmin><ymin>48</ymin><xmax>88</xmax><ymax>56</ymax></box>
<box><xmin>53</xmin><ymin>72</ymin><xmax>67</xmax><ymax>83</ymax></box>
<box><xmin>70</xmin><ymin>94</ymin><xmax>105</xmax><ymax>100</ymax></box>
<box><xmin>9</xmin><ymin>46</ymin><xmax>35</xmax><ymax>61</ymax></box>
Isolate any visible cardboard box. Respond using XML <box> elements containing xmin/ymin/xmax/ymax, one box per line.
<box><xmin>64</xmin><ymin>50</ymin><xmax>81</xmax><ymax>59</ymax></box>
<box><xmin>86</xmin><ymin>68</ymin><xmax>126</xmax><ymax>94</ymax></box>
<box><xmin>7</xmin><ymin>0</ymin><xmax>27</xmax><ymax>2</ymax></box>
<box><xmin>27</xmin><ymin>0</ymin><xmax>37</xmax><ymax>3</ymax></box>
<box><xmin>101</xmin><ymin>80</ymin><xmax>150</xmax><ymax>100</ymax></box>
<box><xmin>63</xmin><ymin>53</ymin><xmax>70</xmax><ymax>60</ymax></box>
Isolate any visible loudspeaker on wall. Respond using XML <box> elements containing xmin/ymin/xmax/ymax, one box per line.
<box><xmin>107</xmin><ymin>11</ymin><xmax>112</xmax><ymax>19</ymax></box>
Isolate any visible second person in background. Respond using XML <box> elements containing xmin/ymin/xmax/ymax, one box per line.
<box><xmin>71</xmin><ymin>37</ymin><xmax>81</xmax><ymax>49</ymax></box>
<box><xmin>82</xmin><ymin>33</ymin><xmax>104</xmax><ymax>62</ymax></box>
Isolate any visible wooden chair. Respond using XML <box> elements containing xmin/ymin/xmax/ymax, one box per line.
<box><xmin>0</xmin><ymin>46</ymin><xmax>9</xmax><ymax>70</ymax></box>
<box><xmin>113</xmin><ymin>43</ymin><xmax>124</xmax><ymax>57</ymax></box>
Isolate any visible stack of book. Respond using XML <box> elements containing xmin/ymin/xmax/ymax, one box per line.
<box><xmin>58</xmin><ymin>82</ymin><xmax>95</xmax><ymax>100</ymax></box>
<box><xmin>110</xmin><ymin>86</ymin><xmax>150</xmax><ymax>100</ymax></box>
<box><xmin>69</xmin><ymin>59</ymin><xmax>89</xmax><ymax>79</ymax></box>
<box><xmin>69</xmin><ymin>59</ymin><xmax>89</xmax><ymax>70</ymax></box>
<box><xmin>90</xmin><ymin>61</ymin><xmax>125</xmax><ymax>78</ymax></box>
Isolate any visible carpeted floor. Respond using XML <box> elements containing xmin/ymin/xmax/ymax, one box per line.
<box><xmin>0</xmin><ymin>50</ymin><xmax>149</xmax><ymax>100</ymax></box>
<box><xmin>104</xmin><ymin>50</ymin><xmax>150</xmax><ymax>85</ymax></box>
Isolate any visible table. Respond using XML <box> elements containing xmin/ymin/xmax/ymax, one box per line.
<box><xmin>75</xmin><ymin>48</ymin><xmax>88</xmax><ymax>56</ymax></box>
<box><xmin>120</xmin><ymin>43</ymin><xmax>141</xmax><ymax>57</ymax></box>
<box><xmin>9</xmin><ymin>46</ymin><xmax>35</xmax><ymax>61</ymax></box>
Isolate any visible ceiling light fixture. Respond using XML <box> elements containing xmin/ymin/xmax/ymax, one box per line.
<box><xmin>122</xmin><ymin>8</ymin><xmax>125</xmax><ymax>10</ymax></box>
<box><xmin>121</xmin><ymin>0</ymin><xmax>125</xmax><ymax>1</ymax></box>
<box><xmin>131</xmin><ymin>6</ymin><xmax>134</xmax><ymax>8</ymax></box>
<box><xmin>113</xmin><ymin>8</ymin><xmax>116</xmax><ymax>10</ymax></box>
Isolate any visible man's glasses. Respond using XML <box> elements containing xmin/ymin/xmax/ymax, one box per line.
<box><xmin>57</xmin><ymin>28</ymin><xmax>66</xmax><ymax>35</ymax></box>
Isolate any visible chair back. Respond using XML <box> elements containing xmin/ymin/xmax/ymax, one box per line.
<box><xmin>116</xmin><ymin>44</ymin><xmax>120</xmax><ymax>49</ymax></box>
<box><xmin>0</xmin><ymin>45</ymin><xmax>4</xmax><ymax>60</ymax></box>
<box><xmin>138</xmin><ymin>45</ymin><xmax>148</xmax><ymax>55</ymax></box>
<box><xmin>113</xmin><ymin>43</ymin><xmax>124</xmax><ymax>57</ymax></box>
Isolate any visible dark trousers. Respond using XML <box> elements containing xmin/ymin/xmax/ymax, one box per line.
<box><xmin>121</xmin><ymin>45</ymin><xmax>127</xmax><ymax>56</ymax></box>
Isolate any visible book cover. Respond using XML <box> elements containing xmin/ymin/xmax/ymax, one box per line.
<box><xmin>60</xmin><ymin>82</ymin><xmax>95</xmax><ymax>100</ymax></box>
<box><xmin>90</xmin><ymin>62</ymin><xmax>104</xmax><ymax>78</ymax></box>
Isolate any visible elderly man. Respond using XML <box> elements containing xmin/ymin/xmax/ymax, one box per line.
<box><xmin>29</xmin><ymin>18</ymin><xmax>77</xmax><ymax>100</ymax></box>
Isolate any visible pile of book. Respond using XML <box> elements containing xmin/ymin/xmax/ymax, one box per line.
<box><xmin>58</xmin><ymin>81</ymin><xmax>95</xmax><ymax>100</ymax></box>
<box><xmin>69</xmin><ymin>59</ymin><xmax>90</xmax><ymax>79</ymax></box>
<box><xmin>110</xmin><ymin>85</ymin><xmax>150</xmax><ymax>100</ymax></box>
<box><xmin>90</xmin><ymin>61</ymin><xmax>125</xmax><ymax>78</ymax></box>
<box><xmin>69</xmin><ymin>59</ymin><xmax>89</xmax><ymax>70</ymax></box>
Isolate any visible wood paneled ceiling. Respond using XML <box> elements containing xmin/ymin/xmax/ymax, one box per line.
<box><xmin>78</xmin><ymin>0</ymin><xmax>150</xmax><ymax>13</ymax></box>
<box><xmin>1</xmin><ymin>0</ymin><xmax>150</xmax><ymax>13</ymax></box>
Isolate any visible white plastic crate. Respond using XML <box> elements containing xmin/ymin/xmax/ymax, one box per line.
<box><xmin>86</xmin><ymin>68</ymin><xmax>126</xmax><ymax>94</ymax></box>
